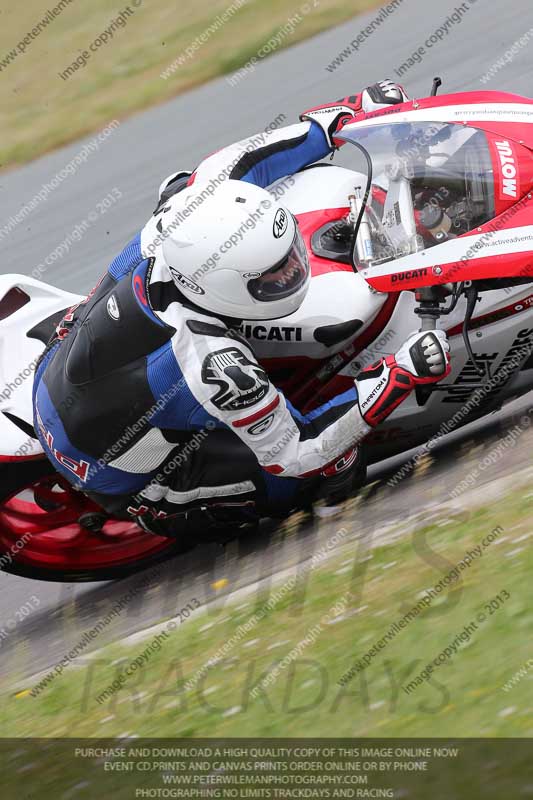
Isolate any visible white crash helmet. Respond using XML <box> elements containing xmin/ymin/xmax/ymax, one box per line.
<box><xmin>161</xmin><ymin>180</ymin><xmax>310</xmax><ymax>320</ymax></box>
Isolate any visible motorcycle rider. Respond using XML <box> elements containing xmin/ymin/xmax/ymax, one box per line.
<box><xmin>33</xmin><ymin>80</ymin><xmax>451</xmax><ymax>535</ymax></box>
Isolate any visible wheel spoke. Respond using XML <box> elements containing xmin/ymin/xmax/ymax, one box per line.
<box><xmin>0</xmin><ymin>475</ymin><xmax>173</xmax><ymax>571</ymax></box>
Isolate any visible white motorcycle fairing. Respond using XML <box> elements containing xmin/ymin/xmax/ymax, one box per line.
<box><xmin>0</xmin><ymin>275</ymin><xmax>82</xmax><ymax>458</ymax></box>
<box><xmin>242</xmin><ymin>166</ymin><xmax>388</xmax><ymax>360</ymax></box>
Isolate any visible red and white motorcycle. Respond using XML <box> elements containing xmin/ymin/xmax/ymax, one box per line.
<box><xmin>3</xmin><ymin>85</ymin><xmax>533</xmax><ymax>581</ymax></box>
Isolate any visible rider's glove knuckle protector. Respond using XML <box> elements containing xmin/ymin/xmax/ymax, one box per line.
<box><xmin>396</xmin><ymin>331</ymin><xmax>451</xmax><ymax>383</ymax></box>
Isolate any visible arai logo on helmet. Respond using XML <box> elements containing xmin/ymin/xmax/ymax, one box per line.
<box><xmin>168</xmin><ymin>265</ymin><xmax>205</xmax><ymax>295</ymax></box>
<box><xmin>273</xmin><ymin>208</ymin><xmax>289</xmax><ymax>239</ymax></box>
<box><xmin>495</xmin><ymin>140</ymin><xmax>518</xmax><ymax>198</ymax></box>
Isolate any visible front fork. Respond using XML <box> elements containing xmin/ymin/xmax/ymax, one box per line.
<box><xmin>414</xmin><ymin>286</ymin><xmax>445</xmax><ymax>331</ymax></box>
<box><xmin>415</xmin><ymin>283</ymin><xmax>486</xmax><ymax>377</ymax></box>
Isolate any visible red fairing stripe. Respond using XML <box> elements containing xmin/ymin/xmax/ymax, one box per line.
<box><xmin>0</xmin><ymin>454</ymin><xmax>47</xmax><ymax>462</ymax></box>
<box><xmin>368</xmin><ymin>251</ymin><xmax>533</xmax><ymax>293</ymax></box>
<box><xmin>232</xmin><ymin>395</ymin><xmax>280</xmax><ymax>428</ymax></box>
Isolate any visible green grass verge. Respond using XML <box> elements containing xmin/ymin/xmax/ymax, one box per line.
<box><xmin>0</xmin><ymin>0</ymin><xmax>380</xmax><ymax>167</ymax></box>
<box><xmin>1</xmin><ymin>485</ymin><xmax>532</xmax><ymax>740</ymax></box>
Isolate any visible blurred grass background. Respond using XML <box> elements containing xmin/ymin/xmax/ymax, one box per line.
<box><xmin>2</xmin><ymin>485</ymin><xmax>531</xmax><ymax>738</ymax></box>
<box><xmin>0</xmin><ymin>0</ymin><xmax>379</xmax><ymax>168</ymax></box>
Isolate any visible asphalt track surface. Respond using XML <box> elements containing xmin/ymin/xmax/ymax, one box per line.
<box><xmin>1</xmin><ymin>0</ymin><xmax>532</xmax><ymax>687</ymax></box>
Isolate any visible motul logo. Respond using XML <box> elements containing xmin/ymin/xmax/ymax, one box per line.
<box><xmin>495</xmin><ymin>140</ymin><xmax>518</xmax><ymax>198</ymax></box>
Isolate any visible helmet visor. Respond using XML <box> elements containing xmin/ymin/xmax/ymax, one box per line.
<box><xmin>247</xmin><ymin>228</ymin><xmax>309</xmax><ymax>302</ymax></box>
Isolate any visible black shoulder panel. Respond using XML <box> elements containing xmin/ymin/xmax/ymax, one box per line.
<box><xmin>42</xmin><ymin>271</ymin><xmax>175</xmax><ymax>459</ymax></box>
<box><xmin>65</xmin><ymin>271</ymin><xmax>173</xmax><ymax>385</ymax></box>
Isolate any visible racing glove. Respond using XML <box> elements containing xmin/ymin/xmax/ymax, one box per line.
<box><xmin>300</xmin><ymin>80</ymin><xmax>408</xmax><ymax>148</ymax></box>
<box><xmin>354</xmin><ymin>330</ymin><xmax>451</xmax><ymax>427</ymax></box>
<box><xmin>361</xmin><ymin>79</ymin><xmax>408</xmax><ymax>113</ymax></box>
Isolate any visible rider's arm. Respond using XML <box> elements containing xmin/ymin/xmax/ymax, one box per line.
<box><xmin>184</xmin><ymin>120</ymin><xmax>331</xmax><ymax>190</ymax></box>
<box><xmin>177</xmin><ymin>322</ymin><xmax>449</xmax><ymax>479</ymax></box>
<box><xmin>158</xmin><ymin>80</ymin><xmax>408</xmax><ymax>197</ymax></box>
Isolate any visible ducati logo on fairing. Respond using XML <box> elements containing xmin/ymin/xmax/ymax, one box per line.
<box><xmin>240</xmin><ymin>323</ymin><xmax>303</xmax><ymax>342</ymax></box>
<box><xmin>495</xmin><ymin>140</ymin><xmax>518</xmax><ymax>198</ymax></box>
<box><xmin>391</xmin><ymin>268</ymin><xmax>428</xmax><ymax>284</ymax></box>
<box><xmin>107</xmin><ymin>294</ymin><xmax>120</xmax><ymax>321</ymax></box>
<box><xmin>273</xmin><ymin>208</ymin><xmax>289</xmax><ymax>239</ymax></box>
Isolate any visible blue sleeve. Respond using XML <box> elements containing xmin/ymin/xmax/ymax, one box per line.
<box><xmin>235</xmin><ymin>122</ymin><xmax>331</xmax><ymax>188</ymax></box>
<box><xmin>286</xmin><ymin>387</ymin><xmax>358</xmax><ymax>424</ymax></box>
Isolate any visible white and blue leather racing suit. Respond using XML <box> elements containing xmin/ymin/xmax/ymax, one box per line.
<box><xmin>33</xmin><ymin>83</ymin><xmax>418</xmax><ymax>527</ymax></box>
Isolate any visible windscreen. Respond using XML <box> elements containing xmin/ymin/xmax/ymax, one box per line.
<box><xmin>339</xmin><ymin>121</ymin><xmax>496</xmax><ymax>268</ymax></box>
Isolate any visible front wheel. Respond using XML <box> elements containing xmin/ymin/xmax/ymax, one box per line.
<box><xmin>0</xmin><ymin>460</ymin><xmax>186</xmax><ymax>582</ymax></box>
